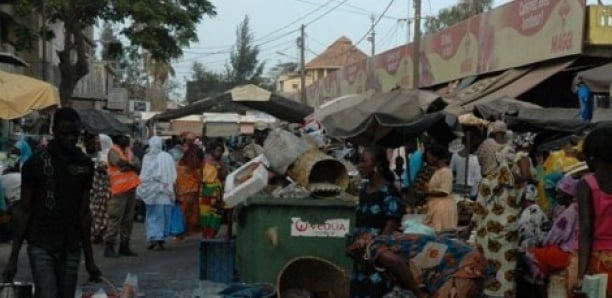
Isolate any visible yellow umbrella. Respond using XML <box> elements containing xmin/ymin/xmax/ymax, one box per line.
<box><xmin>0</xmin><ymin>71</ymin><xmax>60</xmax><ymax>119</ymax></box>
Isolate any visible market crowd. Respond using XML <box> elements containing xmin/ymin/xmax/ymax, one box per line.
<box><xmin>0</xmin><ymin>106</ymin><xmax>611</xmax><ymax>298</ymax></box>
<box><xmin>0</xmin><ymin>108</ymin><xmax>271</xmax><ymax>297</ymax></box>
<box><xmin>346</xmin><ymin>120</ymin><xmax>612</xmax><ymax>298</ymax></box>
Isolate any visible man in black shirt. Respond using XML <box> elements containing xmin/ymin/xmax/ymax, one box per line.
<box><xmin>3</xmin><ymin>108</ymin><xmax>102</xmax><ymax>298</ymax></box>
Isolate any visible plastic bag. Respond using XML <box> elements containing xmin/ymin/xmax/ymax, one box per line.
<box><xmin>263</xmin><ymin>129</ymin><xmax>310</xmax><ymax>174</ymax></box>
<box><xmin>119</xmin><ymin>273</ymin><xmax>138</xmax><ymax>298</ymax></box>
<box><xmin>169</xmin><ymin>204</ymin><xmax>185</xmax><ymax>236</ymax></box>
<box><xmin>401</xmin><ymin>218</ymin><xmax>435</xmax><ymax>236</ymax></box>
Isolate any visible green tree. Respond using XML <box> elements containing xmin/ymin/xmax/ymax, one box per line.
<box><xmin>185</xmin><ymin>61</ymin><xmax>227</xmax><ymax>103</ymax></box>
<box><xmin>100</xmin><ymin>22</ymin><xmax>122</xmax><ymax>61</ymax></box>
<box><xmin>14</xmin><ymin>0</ymin><xmax>216</xmax><ymax>106</ymax></box>
<box><xmin>425</xmin><ymin>0</ymin><xmax>493</xmax><ymax>34</ymax></box>
<box><xmin>226</xmin><ymin>16</ymin><xmax>265</xmax><ymax>86</ymax></box>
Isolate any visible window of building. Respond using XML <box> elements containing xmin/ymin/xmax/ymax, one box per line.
<box><xmin>292</xmin><ymin>83</ymin><xmax>299</xmax><ymax>89</ymax></box>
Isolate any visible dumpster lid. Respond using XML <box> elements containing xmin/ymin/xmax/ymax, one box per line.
<box><xmin>245</xmin><ymin>195</ymin><xmax>357</xmax><ymax>208</ymax></box>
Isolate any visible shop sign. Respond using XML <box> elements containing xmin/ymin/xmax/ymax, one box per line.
<box><xmin>290</xmin><ymin>217</ymin><xmax>350</xmax><ymax>238</ymax></box>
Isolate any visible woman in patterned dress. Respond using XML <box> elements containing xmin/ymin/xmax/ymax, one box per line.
<box><xmin>200</xmin><ymin>141</ymin><xmax>227</xmax><ymax>239</ymax></box>
<box><xmin>347</xmin><ymin>232</ymin><xmax>490</xmax><ymax>298</ymax></box>
<box><xmin>348</xmin><ymin>146</ymin><xmax>405</xmax><ymax>298</ymax></box>
<box><xmin>472</xmin><ymin>145</ymin><xmax>525</xmax><ymax>298</ymax></box>
<box><xmin>176</xmin><ymin>134</ymin><xmax>203</xmax><ymax>236</ymax></box>
<box><xmin>90</xmin><ymin>134</ymin><xmax>112</xmax><ymax>244</ymax></box>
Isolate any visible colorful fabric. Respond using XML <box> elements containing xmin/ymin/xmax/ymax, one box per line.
<box><xmin>525</xmin><ymin>245</ymin><xmax>571</xmax><ymax>285</ymax></box>
<box><xmin>177</xmin><ymin>165</ymin><xmax>201</xmax><ymax>235</ymax></box>
<box><xmin>200</xmin><ymin>157</ymin><xmax>224</xmax><ymax>239</ymax></box>
<box><xmin>537</xmin><ymin>172</ymin><xmax>563</xmax><ymax>216</ymax></box>
<box><xmin>402</xmin><ymin>150</ymin><xmax>424</xmax><ymax>189</ymax></box>
<box><xmin>557</xmin><ymin>175</ymin><xmax>579</xmax><ymax>197</ymax></box>
<box><xmin>409</xmin><ymin>165</ymin><xmax>437</xmax><ymax>206</ymax></box>
<box><xmin>14</xmin><ymin>137</ymin><xmax>32</xmax><ymax>167</ymax></box>
<box><xmin>472</xmin><ymin>159</ymin><xmax>523</xmax><ymax>297</ymax></box>
<box><xmin>366</xmin><ymin>233</ymin><xmax>489</xmax><ymax>296</ymax></box>
<box><xmin>517</xmin><ymin>204</ymin><xmax>549</xmax><ymax>251</ymax></box>
<box><xmin>424</xmin><ymin>167</ymin><xmax>457</xmax><ymax>232</ymax></box>
<box><xmin>588</xmin><ymin>251</ymin><xmax>612</xmax><ymax>296</ymax></box>
<box><xmin>544</xmin><ymin>203</ymin><xmax>579</xmax><ymax>252</ymax></box>
<box><xmin>350</xmin><ymin>183</ymin><xmax>405</xmax><ymax>298</ymax></box>
<box><xmin>90</xmin><ymin>161</ymin><xmax>110</xmax><ymax>239</ymax></box>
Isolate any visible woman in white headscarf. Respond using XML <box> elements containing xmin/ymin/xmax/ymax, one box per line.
<box><xmin>137</xmin><ymin>136</ymin><xmax>177</xmax><ymax>250</ymax></box>
<box><xmin>90</xmin><ymin>134</ymin><xmax>113</xmax><ymax>244</ymax></box>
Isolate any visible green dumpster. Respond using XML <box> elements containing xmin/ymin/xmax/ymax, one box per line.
<box><xmin>235</xmin><ymin>195</ymin><xmax>356</xmax><ymax>284</ymax></box>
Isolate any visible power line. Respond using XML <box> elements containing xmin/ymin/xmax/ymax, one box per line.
<box><xmin>294</xmin><ymin>0</ymin><xmax>402</xmax><ymax>20</ymax></box>
<box><xmin>378</xmin><ymin>22</ymin><xmax>400</xmax><ymax>50</ymax></box>
<box><xmin>177</xmin><ymin>32</ymin><xmax>298</xmax><ymax>64</ymax></box>
<box><xmin>354</xmin><ymin>0</ymin><xmax>396</xmax><ymax>48</ymax></box>
<box><xmin>305</xmin><ymin>0</ymin><xmax>350</xmax><ymax>26</ymax></box>
<box><xmin>184</xmin><ymin>0</ymin><xmax>334</xmax><ymax>51</ymax></box>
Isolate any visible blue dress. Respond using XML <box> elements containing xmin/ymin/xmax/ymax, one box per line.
<box><xmin>348</xmin><ymin>183</ymin><xmax>405</xmax><ymax>298</ymax></box>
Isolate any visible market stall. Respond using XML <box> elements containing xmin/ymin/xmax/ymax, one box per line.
<box><xmin>0</xmin><ymin>70</ymin><xmax>59</xmax><ymax>120</ymax></box>
<box><xmin>153</xmin><ymin>84</ymin><xmax>314</xmax><ymax>124</ymax></box>
<box><xmin>319</xmin><ymin>88</ymin><xmax>459</xmax><ymax>147</ymax></box>
<box><xmin>76</xmin><ymin>108</ymin><xmax>130</xmax><ymax>135</ymax></box>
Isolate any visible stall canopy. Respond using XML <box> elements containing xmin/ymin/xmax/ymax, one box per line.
<box><xmin>575</xmin><ymin>62</ymin><xmax>612</xmax><ymax>94</ymax></box>
<box><xmin>444</xmin><ymin>59</ymin><xmax>574</xmax><ymax>115</ymax></box>
<box><xmin>77</xmin><ymin>109</ymin><xmax>129</xmax><ymax>135</ymax></box>
<box><xmin>320</xmin><ymin>88</ymin><xmax>458</xmax><ymax>147</ymax></box>
<box><xmin>506</xmin><ymin>108</ymin><xmax>612</xmax><ymax>133</ymax></box>
<box><xmin>0</xmin><ymin>71</ymin><xmax>60</xmax><ymax>119</ymax></box>
<box><xmin>474</xmin><ymin>97</ymin><xmax>542</xmax><ymax>120</ymax></box>
<box><xmin>313</xmin><ymin>93</ymin><xmax>369</xmax><ymax>121</ymax></box>
<box><xmin>153</xmin><ymin>85</ymin><xmax>314</xmax><ymax>123</ymax></box>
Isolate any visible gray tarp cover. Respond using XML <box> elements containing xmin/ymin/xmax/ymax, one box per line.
<box><xmin>153</xmin><ymin>87</ymin><xmax>314</xmax><ymax>123</ymax></box>
<box><xmin>507</xmin><ymin>108</ymin><xmax>612</xmax><ymax>132</ymax></box>
<box><xmin>321</xmin><ymin>88</ymin><xmax>458</xmax><ymax>147</ymax></box>
<box><xmin>474</xmin><ymin>97</ymin><xmax>542</xmax><ymax>120</ymax></box>
<box><xmin>576</xmin><ymin>63</ymin><xmax>612</xmax><ymax>94</ymax></box>
<box><xmin>77</xmin><ymin>109</ymin><xmax>129</xmax><ymax>135</ymax></box>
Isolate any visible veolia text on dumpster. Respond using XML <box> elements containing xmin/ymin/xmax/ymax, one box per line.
<box><xmin>290</xmin><ymin>217</ymin><xmax>350</xmax><ymax>238</ymax></box>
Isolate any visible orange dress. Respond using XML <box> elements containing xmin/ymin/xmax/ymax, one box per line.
<box><xmin>176</xmin><ymin>165</ymin><xmax>201</xmax><ymax>235</ymax></box>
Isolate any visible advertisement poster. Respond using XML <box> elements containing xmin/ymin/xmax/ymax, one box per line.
<box><xmin>307</xmin><ymin>0</ymin><xmax>585</xmax><ymax>105</ymax></box>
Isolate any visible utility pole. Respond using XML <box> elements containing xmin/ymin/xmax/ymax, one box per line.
<box><xmin>299</xmin><ymin>24</ymin><xmax>307</xmax><ymax>104</ymax></box>
<box><xmin>412</xmin><ymin>0</ymin><xmax>422</xmax><ymax>89</ymax></box>
<box><xmin>41</xmin><ymin>0</ymin><xmax>47</xmax><ymax>81</ymax></box>
<box><xmin>368</xmin><ymin>15</ymin><xmax>376</xmax><ymax>56</ymax></box>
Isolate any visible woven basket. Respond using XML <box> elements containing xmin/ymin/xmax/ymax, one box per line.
<box><xmin>277</xmin><ymin>256</ymin><xmax>349</xmax><ymax>298</ymax></box>
<box><xmin>287</xmin><ymin>148</ymin><xmax>349</xmax><ymax>192</ymax></box>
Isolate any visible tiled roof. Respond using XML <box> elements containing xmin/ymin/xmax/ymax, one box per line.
<box><xmin>305</xmin><ymin>36</ymin><xmax>368</xmax><ymax>69</ymax></box>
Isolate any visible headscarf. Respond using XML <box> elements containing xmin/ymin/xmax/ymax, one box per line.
<box><xmin>543</xmin><ymin>172</ymin><xmax>564</xmax><ymax>211</ymax></box>
<box><xmin>488</xmin><ymin>120</ymin><xmax>507</xmax><ymax>135</ymax></box>
<box><xmin>138</xmin><ymin>136</ymin><xmax>177</xmax><ymax>203</ymax></box>
<box><xmin>557</xmin><ymin>175</ymin><xmax>579</xmax><ymax>198</ymax></box>
<box><xmin>477</xmin><ymin>139</ymin><xmax>501</xmax><ymax>176</ymax></box>
<box><xmin>14</xmin><ymin>138</ymin><xmax>32</xmax><ymax>166</ymax></box>
<box><xmin>98</xmin><ymin>134</ymin><xmax>113</xmax><ymax>164</ymax></box>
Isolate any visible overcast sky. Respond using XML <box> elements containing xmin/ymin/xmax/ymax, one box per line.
<box><xmin>127</xmin><ymin>0</ymin><xmax>598</xmax><ymax>99</ymax></box>
<box><xmin>173</xmin><ymin>1</ymin><xmax>518</xmax><ymax>77</ymax></box>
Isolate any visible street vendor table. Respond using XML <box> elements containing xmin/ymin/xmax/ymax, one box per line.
<box><xmin>235</xmin><ymin>195</ymin><xmax>356</xmax><ymax>285</ymax></box>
